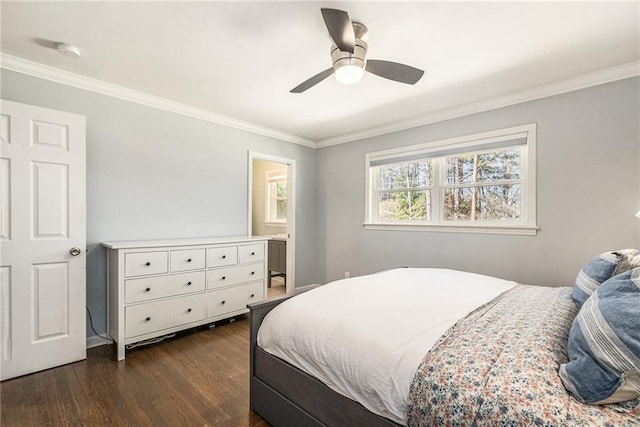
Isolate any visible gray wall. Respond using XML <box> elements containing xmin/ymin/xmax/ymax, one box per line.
<box><xmin>318</xmin><ymin>77</ymin><xmax>640</xmax><ymax>287</ymax></box>
<box><xmin>3</xmin><ymin>68</ymin><xmax>639</xmax><ymax>343</ymax></box>
<box><xmin>1</xmin><ymin>69</ymin><xmax>320</xmax><ymax>341</ymax></box>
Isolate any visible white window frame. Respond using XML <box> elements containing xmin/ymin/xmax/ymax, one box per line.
<box><xmin>265</xmin><ymin>169</ymin><xmax>287</xmax><ymax>226</ymax></box>
<box><xmin>364</xmin><ymin>124</ymin><xmax>538</xmax><ymax>235</ymax></box>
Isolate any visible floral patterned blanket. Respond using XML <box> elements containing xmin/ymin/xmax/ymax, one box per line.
<box><xmin>406</xmin><ymin>285</ymin><xmax>639</xmax><ymax>426</ymax></box>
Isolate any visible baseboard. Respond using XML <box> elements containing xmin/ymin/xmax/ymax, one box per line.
<box><xmin>86</xmin><ymin>334</ymin><xmax>111</xmax><ymax>349</ymax></box>
<box><xmin>294</xmin><ymin>284</ymin><xmax>320</xmax><ymax>293</ymax></box>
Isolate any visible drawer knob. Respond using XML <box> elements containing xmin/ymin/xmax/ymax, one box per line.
<box><xmin>251</xmin><ymin>293</ymin><xmax>255</xmax><ymax>298</ymax></box>
<box><xmin>251</xmin><ymin>252</ymin><xmax>255</xmax><ymax>255</ymax></box>
<box><xmin>145</xmin><ymin>287</ymin><xmax>151</xmax><ymax>292</ymax></box>
<box><xmin>251</xmin><ymin>271</ymin><xmax>255</xmax><ymax>275</ymax></box>
<box><xmin>145</xmin><ymin>262</ymin><xmax>151</xmax><ymax>266</ymax></box>
<box><xmin>221</xmin><ymin>300</ymin><xmax>226</xmax><ymax>305</ymax></box>
<box><xmin>145</xmin><ymin>317</ymin><xmax>151</xmax><ymax>322</ymax></box>
<box><xmin>222</xmin><ymin>276</ymin><xmax>226</xmax><ymax>280</ymax></box>
<box><xmin>187</xmin><ymin>308</ymin><xmax>192</xmax><ymax>313</ymax></box>
<box><xmin>187</xmin><ymin>281</ymin><xmax>192</xmax><ymax>286</ymax></box>
<box><xmin>222</xmin><ymin>255</ymin><xmax>226</xmax><ymax>259</ymax></box>
<box><xmin>187</xmin><ymin>258</ymin><xmax>192</xmax><ymax>263</ymax></box>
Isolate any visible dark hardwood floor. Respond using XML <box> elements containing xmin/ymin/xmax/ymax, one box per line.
<box><xmin>1</xmin><ymin>315</ymin><xmax>270</xmax><ymax>426</ymax></box>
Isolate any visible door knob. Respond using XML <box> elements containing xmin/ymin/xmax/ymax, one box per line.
<box><xmin>69</xmin><ymin>247</ymin><xmax>81</xmax><ymax>256</ymax></box>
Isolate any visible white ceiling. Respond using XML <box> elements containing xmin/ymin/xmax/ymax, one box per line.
<box><xmin>1</xmin><ymin>1</ymin><xmax>639</xmax><ymax>146</ymax></box>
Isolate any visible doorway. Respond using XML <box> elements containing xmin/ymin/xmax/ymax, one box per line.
<box><xmin>247</xmin><ymin>152</ymin><xmax>295</xmax><ymax>298</ymax></box>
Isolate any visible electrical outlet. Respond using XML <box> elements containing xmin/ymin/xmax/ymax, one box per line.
<box><xmin>344</xmin><ymin>272</ymin><xmax>350</xmax><ymax>279</ymax></box>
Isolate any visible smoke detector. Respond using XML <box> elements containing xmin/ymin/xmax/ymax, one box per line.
<box><xmin>56</xmin><ymin>43</ymin><xmax>80</xmax><ymax>58</ymax></box>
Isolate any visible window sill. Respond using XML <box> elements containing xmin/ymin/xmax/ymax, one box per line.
<box><xmin>362</xmin><ymin>222</ymin><xmax>539</xmax><ymax>236</ymax></box>
<box><xmin>264</xmin><ymin>222</ymin><xmax>287</xmax><ymax>228</ymax></box>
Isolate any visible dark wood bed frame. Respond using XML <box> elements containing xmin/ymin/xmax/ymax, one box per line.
<box><xmin>248</xmin><ymin>293</ymin><xmax>402</xmax><ymax>427</ymax></box>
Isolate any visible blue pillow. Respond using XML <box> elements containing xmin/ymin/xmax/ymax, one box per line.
<box><xmin>573</xmin><ymin>251</ymin><xmax>625</xmax><ymax>309</ymax></box>
<box><xmin>560</xmin><ymin>268</ymin><xmax>640</xmax><ymax>405</ymax></box>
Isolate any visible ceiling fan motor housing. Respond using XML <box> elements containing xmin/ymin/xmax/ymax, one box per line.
<box><xmin>331</xmin><ymin>21</ymin><xmax>369</xmax><ymax>82</ymax></box>
<box><xmin>331</xmin><ymin>39</ymin><xmax>368</xmax><ymax>70</ymax></box>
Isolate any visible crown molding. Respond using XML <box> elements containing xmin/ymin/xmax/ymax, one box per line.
<box><xmin>0</xmin><ymin>53</ymin><xmax>316</xmax><ymax>148</ymax></box>
<box><xmin>315</xmin><ymin>60</ymin><xmax>640</xmax><ymax>148</ymax></box>
<box><xmin>2</xmin><ymin>53</ymin><xmax>638</xmax><ymax>150</ymax></box>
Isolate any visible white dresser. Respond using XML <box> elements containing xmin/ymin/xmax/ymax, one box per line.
<box><xmin>103</xmin><ymin>236</ymin><xmax>268</xmax><ymax>360</ymax></box>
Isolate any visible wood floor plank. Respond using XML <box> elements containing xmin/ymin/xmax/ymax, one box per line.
<box><xmin>1</xmin><ymin>315</ymin><xmax>269</xmax><ymax>427</ymax></box>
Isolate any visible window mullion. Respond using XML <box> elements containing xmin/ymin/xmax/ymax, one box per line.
<box><xmin>378</xmin><ymin>187</ymin><xmax>430</xmax><ymax>193</ymax></box>
<box><xmin>441</xmin><ymin>179</ymin><xmax>522</xmax><ymax>189</ymax></box>
<box><xmin>432</xmin><ymin>159</ymin><xmax>441</xmax><ymax>223</ymax></box>
<box><xmin>371</xmin><ymin>167</ymin><xmax>379</xmax><ymax>222</ymax></box>
<box><xmin>520</xmin><ymin>146</ymin><xmax>528</xmax><ymax>223</ymax></box>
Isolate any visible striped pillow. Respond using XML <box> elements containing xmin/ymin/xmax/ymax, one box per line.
<box><xmin>573</xmin><ymin>250</ymin><xmax>638</xmax><ymax>309</ymax></box>
<box><xmin>560</xmin><ymin>268</ymin><xmax>640</xmax><ymax>406</ymax></box>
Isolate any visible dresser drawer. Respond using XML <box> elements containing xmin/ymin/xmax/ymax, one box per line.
<box><xmin>207</xmin><ymin>282</ymin><xmax>263</xmax><ymax>318</ymax></box>
<box><xmin>207</xmin><ymin>263</ymin><xmax>264</xmax><ymax>289</ymax></box>
<box><xmin>125</xmin><ymin>251</ymin><xmax>168</xmax><ymax>277</ymax></box>
<box><xmin>207</xmin><ymin>246</ymin><xmax>238</xmax><ymax>268</ymax></box>
<box><xmin>125</xmin><ymin>271</ymin><xmax>205</xmax><ymax>304</ymax></box>
<box><xmin>170</xmin><ymin>248</ymin><xmax>205</xmax><ymax>272</ymax></box>
<box><xmin>125</xmin><ymin>294</ymin><xmax>205</xmax><ymax>338</ymax></box>
<box><xmin>238</xmin><ymin>244</ymin><xmax>265</xmax><ymax>264</ymax></box>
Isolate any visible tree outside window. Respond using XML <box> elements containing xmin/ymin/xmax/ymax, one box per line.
<box><xmin>374</xmin><ymin>148</ymin><xmax>522</xmax><ymax>222</ymax></box>
<box><xmin>442</xmin><ymin>149</ymin><xmax>522</xmax><ymax>221</ymax></box>
<box><xmin>377</xmin><ymin>161</ymin><xmax>432</xmax><ymax>221</ymax></box>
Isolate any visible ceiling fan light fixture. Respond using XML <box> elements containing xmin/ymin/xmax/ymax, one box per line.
<box><xmin>335</xmin><ymin>63</ymin><xmax>364</xmax><ymax>84</ymax></box>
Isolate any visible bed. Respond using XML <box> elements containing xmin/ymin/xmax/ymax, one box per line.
<box><xmin>248</xmin><ymin>267</ymin><xmax>639</xmax><ymax>426</ymax></box>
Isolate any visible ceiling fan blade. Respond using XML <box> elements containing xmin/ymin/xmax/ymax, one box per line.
<box><xmin>365</xmin><ymin>59</ymin><xmax>425</xmax><ymax>85</ymax></box>
<box><xmin>290</xmin><ymin>68</ymin><xmax>334</xmax><ymax>93</ymax></box>
<box><xmin>321</xmin><ymin>8</ymin><xmax>355</xmax><ymax>53</ymax></box>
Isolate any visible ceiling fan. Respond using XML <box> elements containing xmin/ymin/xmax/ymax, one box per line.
<box><xmin>290</xmin><ymin>8</ymin><xmax>425</xmax><ymax>93</ymax></box>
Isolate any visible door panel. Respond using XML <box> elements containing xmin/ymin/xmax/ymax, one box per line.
<box><xmin>31</xmin><ymin>120</ymin><xmax>69</xmax><ymax>150</ymax></box>
<box><xmin>33</xmin><ymin>262</ymin><xmax>69</xmax><ymax>339</ymax></box>
<box><xmin>0</xmin><ymin>158</ymin><xmax>10</xmax><ymax>240</ymax></box>
<box><xmin>1</xmin><ymin>266</ymin><xmax>11</xmax><ymax>361</ymax></box>
<box><xmin>32</xmin><ymin>162</ymin><xmax>69</xmax><ymax>238</ymax></box>
<box><xmin>0</xmin><ymin>99</ymin><xmax>86</xmax><ymax>381</ymax></box>
<box><xmin>0</xmin><ymin>114</ymin><xmax>9</xmax><ymax>143</ymax></box>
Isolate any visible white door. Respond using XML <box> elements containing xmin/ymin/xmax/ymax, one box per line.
<box><xmin>0</xmin><ymin>99</ymin><xmax>86</xmax><ymax>381</ymax></box>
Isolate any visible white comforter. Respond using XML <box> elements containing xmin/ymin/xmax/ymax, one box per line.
<box><xmin>257</xmin><ymin>268</ymin><xmax>517</xmax><ymax>424</ymax></box>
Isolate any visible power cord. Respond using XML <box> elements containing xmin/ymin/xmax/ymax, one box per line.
<box><xmin>86</xmin><ymin>306</ymin><xmax>113</xmax><ymax>342</ymax></box>
<box><xmin>125</xmin><ymin>334</ymin><xmax>176</xmax><ymax>350</ymax></box>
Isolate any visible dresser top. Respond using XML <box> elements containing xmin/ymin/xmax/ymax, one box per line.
<box><xmin>102</xmin><ymin>235</ymin><xmax>269</xmax><ymax>249</ymax></box>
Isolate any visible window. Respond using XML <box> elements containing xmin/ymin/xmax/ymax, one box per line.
<box><xmin>365</xmin><ymin>124</ymin><xmax>537</xmax><ymax>235</ymax></box>
<box><xmin>377</xmin><ymin>161</ymin><xmax>433</xmax><ymax>221</ymax></box>
<box><xmin>265</xmin><ymin>170</ymin><xmax>287</xmax><ymax>225</ymax></box>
